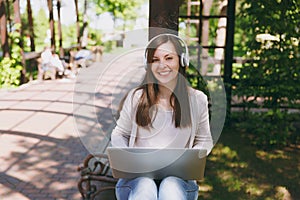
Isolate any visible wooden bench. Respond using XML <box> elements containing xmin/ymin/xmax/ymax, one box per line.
<box><xmin>77</xmin><ymin>152</ymin><xmax>118</xmax><ymax>200</ymax></box>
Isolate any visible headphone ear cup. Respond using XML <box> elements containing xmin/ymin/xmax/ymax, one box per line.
<box><xmin>143</xmin><ymin>51</ymin><xmax>148</xmax><ymax>70</ymax></box>
<box><xmin>181</xmin><ymin>53</ymin><xmax>187</xmax><ymax>67</ymax></box>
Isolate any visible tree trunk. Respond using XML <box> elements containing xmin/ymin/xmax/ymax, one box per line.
<box><xmin>13</xmin><ymin>0</ymin><xmax>27</xmax><ymax>83</ymax></box>
<box><xmin>81</xmin><ymin>0</ymin><xmax>88</xmax><ymax>48</ymax></box>
<box><xmin>148</xmin><ymin>0</ymin><xmax>183</xmax><ymax>38</ymax></box>
<box><xmin>26</xmin><ymin>0</ymin><xmax>35</xmax><ymax>51</ymax></box>
<box><xmin>5</xmin><ymin>0</ymin><xmax>11</xmax><ymax>32</ymax></box>
<box><xmin>74</xmin><ymin>0</ymin><xmax>80</xmax><ymax>49</ymax></box>
<box><xmin>57</xmin><ymin>0</ymin><xmax>63</xmax><ymax>57</ymax></box>
<box><xmin>47</xmin><ymin>0</ymin><xmax>55</xmax><ymax>51</ymax></box>
<box><xmin>0</xmin><ymin>0</ymin><xmax>9</xmax><ymax>57</ymax></box>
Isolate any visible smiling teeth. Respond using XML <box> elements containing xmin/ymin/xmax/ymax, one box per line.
<box><xmin>159</xmin><ymin>71</ymin><xmax>171</xmax><ymax>75</ymax></box>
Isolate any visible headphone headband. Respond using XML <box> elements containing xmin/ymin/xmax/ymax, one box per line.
<box><xmin>144</xmin><ymin>33</ymin><xmax>189</xmax><ymax>67</ymax></box>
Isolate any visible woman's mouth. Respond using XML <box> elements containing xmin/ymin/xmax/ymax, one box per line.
<box><xmin>158</xmin><ymin>70</ymin><xmax>172</xmax><ymax>76</ymax></box>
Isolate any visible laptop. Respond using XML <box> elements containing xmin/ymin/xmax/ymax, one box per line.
<box><xmin>106</xmin><ymin>147</ymin><xmax>207</xmax><ymax>180</ymax></box>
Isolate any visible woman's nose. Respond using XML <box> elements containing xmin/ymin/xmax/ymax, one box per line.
<box><xmin>157</xmin><ymin>60</ymin><xmax>167</xmax><ymax>67</ymax></box>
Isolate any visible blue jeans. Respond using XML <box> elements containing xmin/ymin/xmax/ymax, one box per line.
<box><xmin>115</xmin><ymin>176</ymin><xmax>198</xmax><ymax>200</ymax></box>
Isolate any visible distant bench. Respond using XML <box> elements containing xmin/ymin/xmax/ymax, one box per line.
<box><xmin>24</xmin><ymin>46</ymin><xmax>103</xmax><ymax>81</ymax></box>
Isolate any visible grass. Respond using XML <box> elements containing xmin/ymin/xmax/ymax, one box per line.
<box><xmin>198</xmin><ymin>124</ymin><xmax>300</xmax><ymax>200</ymax></box>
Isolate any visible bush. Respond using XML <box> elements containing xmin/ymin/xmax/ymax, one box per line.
<box><xmin>0</xmin><ymin>57</ymin><xmax>22</xmax><ymax>89</ymax></box>
<box><xmin>230</xmin><ymin>1</ymin><xmax>300</xmax><ymax>148</ymax></box>
<box><xmin>0</xmin><ymin>24</ymin><xmax>23</xmax><ymax>88</ymax></box>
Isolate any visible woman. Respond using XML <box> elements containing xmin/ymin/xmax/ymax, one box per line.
<box><xmin>111</xmin><ymin>34</ymin><xmax>213</xmax><ymax>200</ymax></box>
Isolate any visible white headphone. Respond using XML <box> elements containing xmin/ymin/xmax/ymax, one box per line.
<box><xmin>144</xmin><ymin>33</ymin><xmax>189</xmax><ymax>68</ymax></box>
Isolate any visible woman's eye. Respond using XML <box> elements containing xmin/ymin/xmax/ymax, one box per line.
<box><xmin>152</xmin><ymin>59</ymin><xmax>159</xmax><ymax>63</ymax></box>
<box><xmin>166</xmin><ymin>57</ymin><xmax>173</xmax><ymax>60</ymax></box>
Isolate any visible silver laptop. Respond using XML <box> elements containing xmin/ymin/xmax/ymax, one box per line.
<box><xmin>106</xmin><ymin>147</ymin><xmax>207</xmax><ymax>180</ymax></box>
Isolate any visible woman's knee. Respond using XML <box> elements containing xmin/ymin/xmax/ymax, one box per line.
<box><xmin>159</xmin><ymin>176</ymin><xmax>182</xmax><ymax>190</ymax></box>
<box><xmin>129</xmin><ymin>177</ymin><xmax>157</xmax><ymax>200</ymax></box>
<box><xmin>159</xmin><ymin>176</ymin><xmax>198</xmax><ymax>200</ymax></box>
<box><xmin>116</xmin><ymin>177</ymin><xmax>157</xmax><ymax>200</ymax></box>
<box><xmin>135</xmin><ymin>177</ymin><xmax>156</xmax><ymax>186</ymax></box>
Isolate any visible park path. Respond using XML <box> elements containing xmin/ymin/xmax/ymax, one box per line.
<box><xmin>0</xmin><ymin>50</ymin><xmax>145</xmax><ymax>200</ymax></box>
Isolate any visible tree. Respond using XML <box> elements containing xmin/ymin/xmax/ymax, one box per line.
<box><xmin>0</xmin><ymin>0</ymin><xmax>9</xmax><ymax>57</ymax></box>
<box><xmin>235</xmin><ymin>0</ymin><xmax>299</xmax><ymax>109</ymax></box>
<box><xmin>233</xmin><ymin>0</ymin><xmax>299</xmax><ymax>146</ymax></box>
<box><xmin>26</xmin><ymin>0</ymin><xmax>35</xmax><ymax>51</ymax></box>
<box><xmin>13</xmin><ymin>0</ymin><xmax>26</xmax><ymax>83</ymax></box>
<box><xmin>81</xmin><ymin>0</ymin><xmax>88</xmax><ymax>48</ymax></box>
<box><xmin>5</xmin><ymin>0</ymin><xmax>11</xmax><ymax>32</ymax></box>
<box><xmin>94</xmin><ymin>0</ymin><xmax>144</xmax><ymax>30</ymax></box>
<box><xmin>0</xmin><ymin>0</ymin><xmax>23</xmax><ymax>88</ymax></box>
<box><xmin>74</xmin><ymin>0</ymin><xmax>80</xmax><ymax>47</ymax></box>
<box><xmin>33</xmin><ymin>9</ymin><xmax>48</xmax><ymax>50</ymax></box>
<box><xmin>47</xmin><ymin>0</ymin><xmax>55</xmax><ymax>50</ymax></box>
<box><xmin>57</xmin><ymin>0</ymin><xmax>63</xmax><ymax>57</ymax></box>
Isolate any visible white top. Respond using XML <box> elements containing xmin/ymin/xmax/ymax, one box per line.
<box><xmin>41</xmin><ymin>48</ymin><xmax>52</xmax><ymax>64</ymax></box>
<box><xmin>111</xmin><ymin>87</ymin><xmax>213</xmax><ymax>155</ymax></box>
<box><xmin>134</xmin><ymin>109</ymin><xmax>191</xmax><ymax>148</ymax></box>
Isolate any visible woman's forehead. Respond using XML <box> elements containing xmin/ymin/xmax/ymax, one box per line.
<box><xmin>154</xmin><ymin>41</ymin><xmax>177</xmax><ymax>55</ymax></box>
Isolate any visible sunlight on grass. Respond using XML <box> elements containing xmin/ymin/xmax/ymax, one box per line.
<box><xmin>202</xmin><ymin>129</ymin><xmax>299</xmax><ymax>200</ymax></box>
<box><xmin>245</xmin><ymin>183</ymin><xmax>269</xmax><ymax>196</ymax></box>
<box><xmin>209</xmin><ymin>144</ymin><xmax>248</xmax><ymax>169</ymax></box>
<box><xmin>199</xmin><ymin>184</ymin><xmax>213</xmax><ymax>192</ymax></box>
<box><xmin>256</xmin><ymin>150</ymin><xmax>290</xmax><ymax>161</ymax></box>
<box><xmin>275</xmin><ymin>186</ymin><xmax>292</xmax><ymax>200</ymax></box>
<box><xmin>210</xmin><ymin>145</ymin><xmax>238</xmax><ymax>160</ymax></box>
<box><xmin>216</xmin><ymin>170</ymin><xmax>243</xmax><ymax>192</ymax></box>
<box><xmin>228</xmin><ymin>162</ymin><xmax>248</xmax><ymax>168</ymax></box>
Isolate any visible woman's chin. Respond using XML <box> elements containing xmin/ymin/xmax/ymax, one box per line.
<box><xmin>156</xmin><ymin>78</ymin><xmax>178</xmax><ymax>88</ymax></box>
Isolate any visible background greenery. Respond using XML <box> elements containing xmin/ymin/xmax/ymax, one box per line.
<box><xmin>231</xmin><ymin>0</ymin><xmax>299</xmax><ymax>147</ymax></box>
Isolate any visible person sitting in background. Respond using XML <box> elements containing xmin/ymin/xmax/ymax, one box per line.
<box><xmin>41</xmin><ymin>47</ymin><xmax>52</xmax><ymax>71</ymax></box>
<box><xmin>40</xmin><ymin>47</ymin><xmax>65</xmax><ymax>79</ymax></box>
<box><xmin>74</xmin><ymin>48</ymin><xmax>94</xmax><ymax>68</ymax></box>
<box><xmin>50</xmin><ymin>52</ymin><xmax>65</xmax><ymax>75</ymax></box>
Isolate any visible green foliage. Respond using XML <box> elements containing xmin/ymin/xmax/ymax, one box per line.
<box><xmin>232</xmin><ymin>0</ymin><xmax>299</xmax><ymax>147</ymax></box>
<box><xmin>0</xmin><ymin>24</ymin><xmax>23</xmax><ymax>88</ymax></box>
<box><xmin>0</xmin><ymin>57</ymin><xmax>23</xmax><ymax>88</ymax></box>
<box><xmin>186</xmin><ymin>63</ymin><xmax>210</xmax><ymax>95</ymax></box>
<box><xmin>33</xmin><ymin>9</ymin><xmax>49</xmax><ymax>51</ymax></box>
<box><xmin>95</xmin><ymin>0</ymin><xmax>142</xmax><ymax>18</ymax></box>
<box><xmin>94</xmin><ymin>0</ymin><xmax>144</xmax><ymax>28</ymax></box>
<box><xmin>87</xmin><ymin>28</ymin><xmax>104</xmax><ymax>47</ymax></box>
<box><xmin>62</xmin><ymin>24</ymin><xmax>79</xmax><ymax>48</ymax></box>
<box><xmin>186</xmin><ymin>63</ymin><xmax>213</xmax><ymax>120</ymax></box>
<box><xmin>234</xmin><ymin>0</ymin><xmax>300</xmax><ymax>108</ymax></box>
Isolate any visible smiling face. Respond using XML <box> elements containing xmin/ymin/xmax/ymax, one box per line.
<box><xmin>150</xmin><ymin>41</ymin><xmax>180</xmax><ymax>89</ymax></box>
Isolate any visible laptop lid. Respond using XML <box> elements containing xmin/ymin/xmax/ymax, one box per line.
<box><xmin>106</xmin><ymin>147</ymin><xmax>207</xmax><ymax>180</ymax></box>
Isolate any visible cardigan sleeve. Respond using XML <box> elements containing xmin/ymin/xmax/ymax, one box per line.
<box><xmin>111</xmin><ymin>89</ymin><xmax>136</xmax><ymax>147</ymax></box>
<box><xmin>192</xmin><ymin>91</ymin><xmax>213</xmax><ymax>155</ymax></box>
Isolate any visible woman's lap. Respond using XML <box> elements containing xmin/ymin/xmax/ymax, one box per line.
<box><xmin>116</xmin><ymin>176</ymin><xmax>198</xmax><ymax>200</ymax></box>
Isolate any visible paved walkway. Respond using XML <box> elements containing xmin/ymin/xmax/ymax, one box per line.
<box><xmin>0</xmin><ymin>51</ymin><xmax>145</xmax><ymax>200</ymax></box>
<box><xmin>0</xmin><ymin>78</ymin><xmax>86</xmax><ymax>200</ymax></box>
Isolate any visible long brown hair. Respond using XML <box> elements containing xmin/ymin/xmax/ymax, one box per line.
<box><xmin>133</xmin><ymin>34</ymin><xmax>191</xmax><ymax>128</ymax></box>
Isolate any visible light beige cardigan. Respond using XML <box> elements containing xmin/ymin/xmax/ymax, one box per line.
<box><xmin>111</xmin><ymin>87</ymin><xmax>213</xmax><ymax>155</ymax></box>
